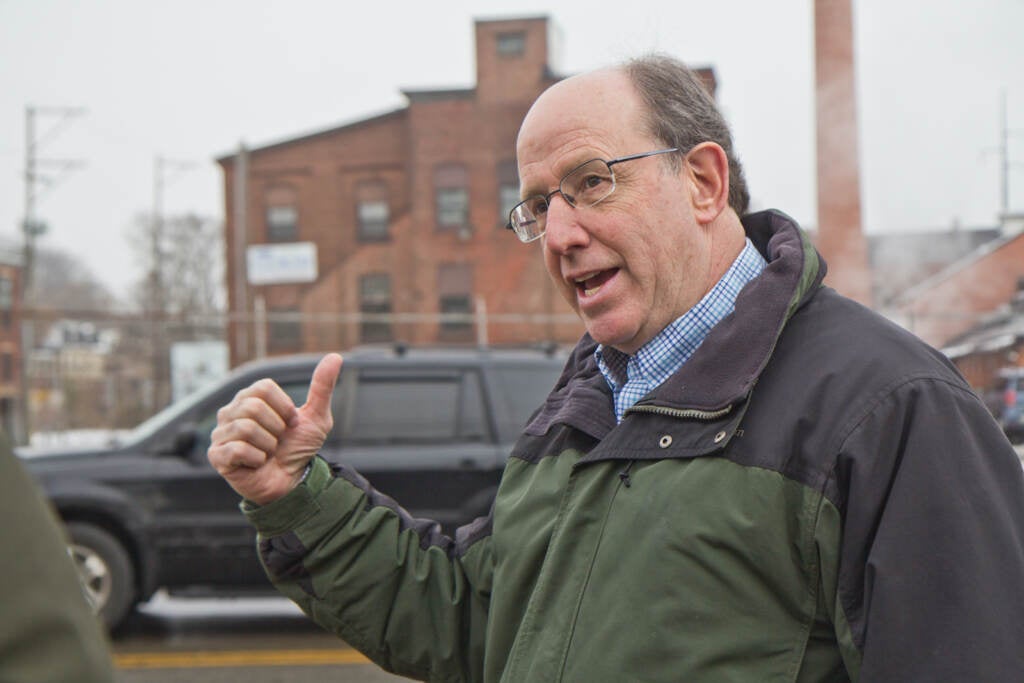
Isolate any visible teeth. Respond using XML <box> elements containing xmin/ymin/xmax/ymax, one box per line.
<box><xmin>573</xmin><ymin>271</ymin><xmax>603</xmax><ymax>297</ymax></box>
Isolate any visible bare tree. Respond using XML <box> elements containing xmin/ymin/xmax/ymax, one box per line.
<box><xmin>127</xmin><ymin>211</ymin><xmax>226</xmax><ymax>409</ymax></box>
<box><xmin>128</xmin><ymin>211</ymin><xmax>225</xmax><ymax>319</ymax></box>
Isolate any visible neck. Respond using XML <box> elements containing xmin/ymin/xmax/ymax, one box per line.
<box><xmin>705</xmin><ymin>209</ymin><xmax>748</xmax><ymax>287</ymax></box>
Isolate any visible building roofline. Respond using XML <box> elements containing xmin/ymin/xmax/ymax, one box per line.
<box><xmin>215</xmin><ymin>107</ymin><xmax>408</xmax><ymax>164</ymax></box>
<box><xmin>473</xmin><ymin>14</ymin><xmax>550</xmax><ymax>25</ymax></box>
<box><xmin>895</xmin><ymin>232</ymin><xmax>1024</xmax><ymax>306</ymax></box>
<box><xmin>401</xmin><ymin>88</ymin><xmax>476</xmax><ymax>103</ymax></box>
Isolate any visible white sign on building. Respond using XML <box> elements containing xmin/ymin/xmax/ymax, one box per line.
<box><xmin>246</xmin><ymin>242</ymin><xmax>319</xmax><ymax>286</ymax></box>
<box><xmin>171</xmin><ymin>341</ymin><xmax>229</xmax><ymax>402</ymax></box>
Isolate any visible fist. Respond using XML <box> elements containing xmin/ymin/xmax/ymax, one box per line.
<box><xmin>208</xmin><ymin>353</ymin><xmax>343</xmax><ymax>504</ymax></box>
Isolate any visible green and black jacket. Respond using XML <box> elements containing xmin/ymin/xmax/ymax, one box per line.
<box><xmin>247</xmin><ymin>210</ymin><xmax>1024</xmax><ymax>682</ymax></box>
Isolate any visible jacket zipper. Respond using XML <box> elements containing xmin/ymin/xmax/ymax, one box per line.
<box><xmin>624</xmin><ymin>403</ymin><xmax>733</xmax><ymax>421</ymax></box>
<box><xmin>618</xmin><ymin>460</ymin><xmax>635</xmax><ymax>487</ymax></box>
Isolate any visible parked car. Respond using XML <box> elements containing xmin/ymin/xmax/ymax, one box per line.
<box><xmin>983</xmin><ymin>367</ymin><xmax>1024</xmax><ymax>444</ymax></box>
<box><xmin>17</xmin><ymin>344</ymin><xmax>567</xmax><ymax>631</ymax></box>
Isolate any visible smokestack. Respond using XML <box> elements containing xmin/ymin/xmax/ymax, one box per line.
<box><xmin>815</xmin><ymin>0</ymin><xmax>873</xmax><ymax>306</ymax></box>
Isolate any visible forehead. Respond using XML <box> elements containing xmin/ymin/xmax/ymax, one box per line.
<box><xmin>516</xmin><ymin>69</ymin><xmax>648</xmax><ymax>189</ymax></box>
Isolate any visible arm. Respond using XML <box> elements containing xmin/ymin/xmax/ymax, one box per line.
<box><xmin>249</xmin><ymin>457</ymin><xmax>493</xmax><ymax>682</ymax></box>
<box><xmin>829</xmin><ymin>376</ymin><xmax>1024</xmax><ymax>681</ymax></box>
<box><xmin>208</xmin><ymin>354</ymin><xmax>493</xmax><ymax>682</ymax></box>
<box><xmin>0</xmin><ymin>436</ymin><xmax>115</xmax><ymax>683</ymax></box>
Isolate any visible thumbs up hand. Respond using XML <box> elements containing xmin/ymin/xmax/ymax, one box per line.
<box><xmin>208</xmin><ymin>353</ymin><xmax>343</xmax><ymax>505</ymax></box>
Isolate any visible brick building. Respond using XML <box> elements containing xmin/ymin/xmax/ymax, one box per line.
<box><xmin>941</xmin><ymin>276</ymin><xmax>1024</xmax><ymax>391</ymax></box>
<box><xmin>217</xmin><ymin>16</ymin><xmax>716</xmax><ymax>365</ymax></box>
<box><xmin>0</xmin><ymin>246</ymin><xmax>22</xmax><ymax>440</ymax></box>
<box><xmin>890</xmin><ymin>215</ymin><xmax>1024</xmax><ymax>350</ymax></box>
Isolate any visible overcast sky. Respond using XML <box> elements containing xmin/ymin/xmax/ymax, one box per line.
<box><xmin>1</xmin><ymin>0</ymin><xmax>1021</xmax><ymax>299</ymax></box>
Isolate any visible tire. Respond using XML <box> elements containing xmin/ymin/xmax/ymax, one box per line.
<box><xmin>66</xmin><ymin>521</ymin><xmax>136</xmax><ymax>631</ymax></box>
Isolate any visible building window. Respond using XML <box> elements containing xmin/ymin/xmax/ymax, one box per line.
<box><xmin>267</xmin><ymin>307</ymin><xmax>302</xmax><ymax>352</ymax></box>
<box><xmin>359</xmin><ymin>273</ymin><xmax>392</xmax><ymax>343</ymax></box>
<box><xmin>497</xmin><ymin>32</ymin><xmax>526</xmax><ymax>57</ymax></box>
<box><xmin>497</xmin><ymin>159</ymin><xmax>519</xmax><ymax>227</ymax></box>
<box><xmin>356</xmin><ymin>181</ymin><xmax>390</xmax><ymax>242</ymax></box>
<box><xmin>434</xmin><ymin>163</ymin><xmax>469</xmax><ymax>231</ymax></box>
<box><xmin>438</xmin><ymin>263</ymin><xmax>473</xmax><ymax>340</ymax></box>
<box><xmin>265</xmin><ymin>186</ymin><xmax>298</xmax><ymax>242</ymax></box>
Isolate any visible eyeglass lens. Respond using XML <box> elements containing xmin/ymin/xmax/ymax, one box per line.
<box><xmin>511</xmin><ymin>159</ymin><xmax>616</xmax><ymax>241</ymax></box>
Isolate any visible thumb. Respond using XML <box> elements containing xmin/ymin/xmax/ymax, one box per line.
<box><xmin>301</xmin><ymin>353</ymin><xmax>343</xmax><ymax>421</ymax></box>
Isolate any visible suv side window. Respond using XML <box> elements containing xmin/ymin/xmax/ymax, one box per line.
<box><xmin>491</xmin><ymin>365</ymin><xmax>559</xmax><ymax>439</ymax></box>
<box><xmin>344</xmin><ymin>368</ymin><xmax>487</xmax><ymax>444</ymax></box>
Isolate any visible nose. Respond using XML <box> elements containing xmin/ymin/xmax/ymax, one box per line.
<box><xmin>541</xmin><ymin>193</ymin><xmax>589</xmax><ymax>254</ymax></box>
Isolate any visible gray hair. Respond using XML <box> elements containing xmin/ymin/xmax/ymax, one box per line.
<box><xmin>625</xmin><ymin>54</ymin><xmax>750</xmax><ymax>215</ymax></box>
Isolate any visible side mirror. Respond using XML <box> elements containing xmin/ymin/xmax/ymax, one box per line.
<box><xmin>169</xmin><ymin>423</ymin><xmax>199</xmax><ymax>456</ymax></box>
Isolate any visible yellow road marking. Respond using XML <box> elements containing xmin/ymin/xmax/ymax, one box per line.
<box><xmin>114</xmin><ymin>648</ymin><xmax>370</xmax><ymax>669</ymax></box>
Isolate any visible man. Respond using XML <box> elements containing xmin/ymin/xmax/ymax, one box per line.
<box><xmin>209</xmin><ymin>55</ymin><xmax>1024</xmax><ymax>681</ymax></box>
<box><xmin>0</xmin><ymin>432</ymin><xmax>115</xmax><ymax>682</ymax></box>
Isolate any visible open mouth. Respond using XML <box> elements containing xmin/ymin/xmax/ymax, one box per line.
<box><xmin>574</xmin><ymin>269</ymin><xmax>619</xmax><ymax>298</ymax></box>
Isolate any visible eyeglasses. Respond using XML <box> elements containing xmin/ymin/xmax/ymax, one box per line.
<box><xmin>506</xmin><ymin>147</ymin><xmax>679</xmax><ymax>242</ymax></box>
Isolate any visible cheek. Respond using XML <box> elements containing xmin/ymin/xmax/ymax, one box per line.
<box><xmin>542</xmin><ymin>247</ymin><xmax>576</xmax><ymax>301</ymax></box>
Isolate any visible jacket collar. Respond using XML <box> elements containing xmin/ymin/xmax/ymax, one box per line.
<box><xmin>526</xmin><ymin>209</ymin><xmax>826</xmax><ymax>440</ymax></box>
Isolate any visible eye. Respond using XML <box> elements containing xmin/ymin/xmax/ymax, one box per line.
<box><xmin>527</xmin><ymin>197</ymin><xmax>549</xmax><ymax>216</ymax></box>
<box><xmin>564</xmin><ymin>160</ymin><xmax>613</xmax><ymax>200</ymax></box>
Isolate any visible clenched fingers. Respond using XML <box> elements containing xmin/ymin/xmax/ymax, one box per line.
<box><xmin>208</xmin><ymin>439</ymin><xmax>270</xmax><ymax>473</ymax></box>
<box><xmin>217</xmin><ymin>379</ymin><xmax>296</xmax><ymax>432</ymax></box>
<box><xmin>210</xmin><ymin>417</ymin><xmax>280</xmax><ymax>455</ymax></box>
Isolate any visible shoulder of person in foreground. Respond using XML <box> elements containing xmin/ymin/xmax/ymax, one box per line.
<box><xmin>0</xmin><ymin>433</ymin><xmax>115</xmax><ymax>683</ymax></box>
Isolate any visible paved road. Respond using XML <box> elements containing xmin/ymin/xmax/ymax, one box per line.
<box><xmin>112</xmin><ymin>595</ymin><xmax>412</xmax><ymax>683</ymax></box>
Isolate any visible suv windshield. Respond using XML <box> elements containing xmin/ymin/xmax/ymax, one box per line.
<box><xmin>116</xmin><ymin>380</ymin><xmax>225</xmax><ymax>447</ymax></box>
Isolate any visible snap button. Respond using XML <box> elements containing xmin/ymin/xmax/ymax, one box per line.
<box><xmin>659</xmin><ymin>435</ymin><xmax>673</xmax><ymax>448</ymax></box>
<box><xmin>713</xmin><ymin>431</ymin><xmax>727</xmax><ymax>444</ymax></box>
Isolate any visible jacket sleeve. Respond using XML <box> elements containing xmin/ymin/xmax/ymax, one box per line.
<box><xmin>0</xmin><ymin>437</ymin><xmax>115</xmax><ymax>683</ymax></box>
<box><xmin>831</xmin><ymin>375</ymin><xmax>1024</xmax><ymax>681</ymax></box>
<box><xmin>244</xmin><ymin>456</ymin><xmax>494</xmax><ymax>683</ymax></box>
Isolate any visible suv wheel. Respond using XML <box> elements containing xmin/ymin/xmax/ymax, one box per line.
<box><xmin>67</xmin><ymin>522</ymin><xmax>135</xmax><ymax>631</ymax></box>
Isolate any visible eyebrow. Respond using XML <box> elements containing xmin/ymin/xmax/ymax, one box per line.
<box><xmin>519</xmin><ymin>155</ymin><xmax>599</xmax><ymax>199</ymax></box>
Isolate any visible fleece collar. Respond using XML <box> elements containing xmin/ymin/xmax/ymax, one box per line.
<box><xmin>526</xmin><ymin>209</ymin><xmax>827</xmax><ymax>440</ymax></box>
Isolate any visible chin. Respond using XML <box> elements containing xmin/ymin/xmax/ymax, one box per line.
<box><xmin>585</xmin><ymin>322</ymin><xmax>639</xmax><ymax>353</ymax></box>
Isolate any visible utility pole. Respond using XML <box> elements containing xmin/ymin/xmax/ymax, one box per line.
<box><xmin>999</xmin><ymin>89</ymin><xmax>1019</xmax><ymax>219</ymax></box>
<box><xmin>19</xmin><ymin>105</ymin><xmax>86</xmax><ymax>444</ymax></box>
<box><xmin>232</xmin><ymin>142</ymin><xmax>250</xmax><ymax>364</ymax></box>
<box><xmin>988</xmin><ymin>90</ymin><xmax>1024</xmax><ymax>230</ymax></box>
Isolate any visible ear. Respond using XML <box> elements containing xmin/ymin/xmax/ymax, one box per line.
<box><xmin>683</xmin><ymin>142</ymin><xmax>730</xmax><ymax>224</ymax></box>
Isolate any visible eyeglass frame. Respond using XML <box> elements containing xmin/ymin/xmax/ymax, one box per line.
<box><xmin>505</xmin><ymin>147</ymin><xmax>681</xmax><ymax>242</ymax></box>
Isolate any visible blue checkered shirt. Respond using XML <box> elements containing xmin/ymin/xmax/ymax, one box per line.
<box><xmin>596</xmin><ymin>238</ymin><xmax>767</xmax><ymax>422</ymax></box>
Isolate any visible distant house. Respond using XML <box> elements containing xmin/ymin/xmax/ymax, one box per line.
<box><xmin>868</xmin><ymin>226</ymin><xmax>1000</xmax><ymax>311</ymax></box>
<box><xmin>883</xmin><ymin>215</ymin><xmax>1024</xmax><ymax>353</ymax></box>
<box><xmin>941</xmin><ymin>278</ymin><xmax>1024</xmax><ymax>390</ymax></box>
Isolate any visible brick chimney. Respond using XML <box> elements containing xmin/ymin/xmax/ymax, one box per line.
<box><xmin>815</xmin><ymin>0</ymin><xmax>873</xmax><ymax>306</ymax></box>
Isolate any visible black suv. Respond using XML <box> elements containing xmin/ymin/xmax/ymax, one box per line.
<box><xmin>983</xmin><ymin>367</ymin><xmax>1024</xmax><ymax>444</ymax></box>
<box><xmin>18</xmin><ymin>345</ymin><xmax>567</xmax><ymax>631</ymax></box>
